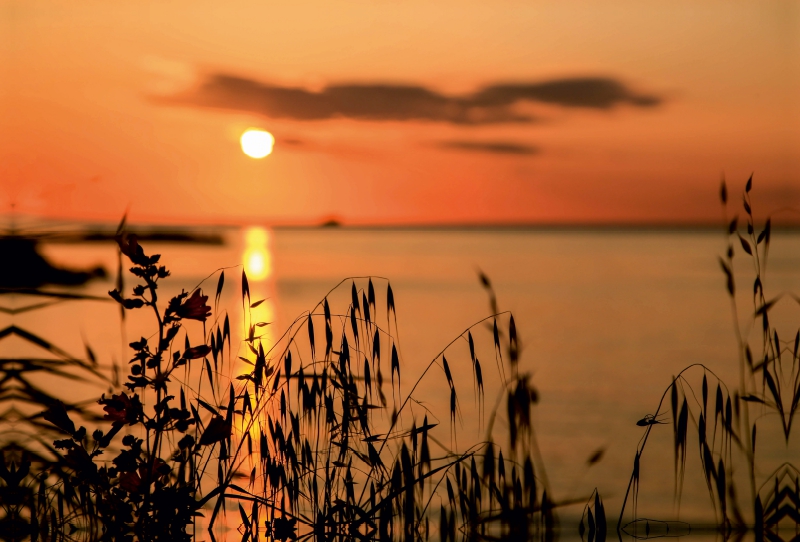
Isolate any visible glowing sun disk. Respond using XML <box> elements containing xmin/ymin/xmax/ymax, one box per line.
<box><xmin>240</xmin><ymin>129</ymin><xmax>274</xmax><ymax>158</ymax></box>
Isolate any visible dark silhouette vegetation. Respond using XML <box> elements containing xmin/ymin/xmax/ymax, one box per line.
<box><xmin>1</xmin><ymin>178</ymin><xmax>798</xmax><ymax>542</ymax></box>
<box><xmin>1</xmin><ymin>222</ymin><xmax>564</xmax><ymax>541</ymax></box>
<box><xmin>616</xmin><ymin>176</ymin><xmax>800</xmax><ymax>540</ymax></box>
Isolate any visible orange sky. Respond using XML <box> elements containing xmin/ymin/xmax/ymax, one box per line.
<box><xmin>2</xmin><ymin>0</ymin><xmax>798</xmax><ymax>226</ymax></box>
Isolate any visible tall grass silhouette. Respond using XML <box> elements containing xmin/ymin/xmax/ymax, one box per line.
<box><xmin>9</xmin><ymin>228</ymin><xmax>562</xmax><ymax>541</ymax></box>
<box><xmin>210</xmin><ymin>270</ymin><xmax>558</xmax><ymax>541</ymax></box>
<box><xmin>618</xmin><ymin>176</ymin><xmax>800</xmax><ymax>539</ymax></box>
<box><xmin>9</xmin><ymin>179</ymin><xmax>796</xmax><ymax>541</ymax></box>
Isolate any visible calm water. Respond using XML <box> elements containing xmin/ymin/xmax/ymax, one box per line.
<box><xmin>7</xmin><ymin>226</ymin><xmax>800</xmax><ymax>537</ymax></box>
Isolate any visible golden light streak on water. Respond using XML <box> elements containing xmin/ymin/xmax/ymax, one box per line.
<box><xmin>243</xmin><ymin>227</ymin><xmax>272</xmax><ymax>281</ymax></box>
<box><xmin>235</xmin><ymin>226</ymin><xmax>279</xmax><ymax>462</ymax></box>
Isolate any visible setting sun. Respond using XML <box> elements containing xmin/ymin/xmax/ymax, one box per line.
<box><xmin>240</xmin><ymin>129</ymin><xmax>274</xmax><ymax>159</ymax></box>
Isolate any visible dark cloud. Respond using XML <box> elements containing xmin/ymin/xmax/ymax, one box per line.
<box><xmin>159</xmin><ymin>74</ymin><xmax>661</xmax><ymax>125</ymax></box>
<box><xmin>437</xmin><ymin>140</ymin><xmax>539</xmax><ymax>155</ymax></box>
<box><xmin>473</xmin><ymin>79</ymin><xmax>661</xmax><ymax>109</ymax></box>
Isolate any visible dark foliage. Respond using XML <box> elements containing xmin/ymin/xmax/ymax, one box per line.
<box><xmin>619</xmin><ymin>178</ymin><xmax>800</xmax><ymax>539</ymax></box>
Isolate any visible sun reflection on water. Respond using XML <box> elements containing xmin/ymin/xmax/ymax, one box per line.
<box><xmin>243</xmin><ymin>227</ymin><xmax>272</xmax><ymax>281</ymax></box>
<box><xmin>237</xmin><ymin>226</ymin><xmax>278</xmax><ymax>451</ymax></box>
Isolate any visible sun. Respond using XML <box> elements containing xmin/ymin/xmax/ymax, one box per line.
<box><xmin>240</xmin><ymin>129</ymin><xmax>275</xmax><ymax>159</ymax></box>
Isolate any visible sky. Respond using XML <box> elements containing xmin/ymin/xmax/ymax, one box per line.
<box><xmin>1</xmin><ymin>0</ymin><xmax>798</xmax><ymax>226</ymax></box>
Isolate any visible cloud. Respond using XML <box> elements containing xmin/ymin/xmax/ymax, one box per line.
<box><xmin>473</xmin><ymin>79</ymin><xmax>661</xmax><ymax>109</ymax></box>
<box><xmin>437</xmin><ymin>140</ymin><xmax>539</xmax><ymax>155</ymax></box>
<box><xmin>158</xmin><ymin>73</ymin><xmax>662</xmax><ymax>125</ymax></box>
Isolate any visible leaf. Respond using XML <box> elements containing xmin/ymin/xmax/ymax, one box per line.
<box><xmin>391</xmin><ymin>344</ymin><xmax>400</xmax><ymax>385</ymax></box>
<box><xmin>85</xmin><ymin>344</ymin><xmax>97</xmax><ymax>366</ymax></box>
<box><xmin>716</xmin><ymin>459</ymin><xmax>727</xmax><ymax>514</ymax></box>
<box><xmin>238</xmin><ymin>503</ymin><xmax>251</xmax><ymax>529</ymax></box>
<box><xmin>250</xmin><ymin>299</ymin><xmax>265</xmax><ymax>309</ymax></box>
<box><xmin>226</xmin><ymin>384</ymin><xmax>235</xmax><ymax>424</ymax></box>
<box><xmin>368</xmin><ymin>279</ymin><xmax>376</xmax><ymax>310</ymax></box>
<box><xmin>702</xmin><ymin>441</ymin><xmax>715</xmax><ymax>484</ymax></box>
<box><xmin>509</xmin><ymin>315</ymin><xmax>518</xmax><ymax>364</ymax></box>
<box><xmin>215</xmin><ymin>271</ymin><xmax>225</xmax><ymax>306</ymax></box>
<box><xmin>738</xmin><ymin>235</ymin><xmax>752</xmax><ymax>255</ymax></box>
<box><xmin>308</xmin><ymin>314</ymin><xmax>315</xmax><ymax>359</ymax></box>
<box><xmin>199</xmin><ymin>415</ymin><xmax>232</xmax><ymax>446</ymax></box>
<box><xmin>755</xmin><ymin>296</ymin><xmax>781</xmax><ymax>317</ymax></box>
<box><xmin>241</xmin><ymin>269</ymin><xmax>250</xmax><ymax>305</ymax></box>
<box><xmin>42</xmin><ymin>401</ymin><xmax>76</xmax><ymax>435</ymax></box>
<box><xmin>678</xmin><ymin>398</ymin><xmax>688</xmax><ymax>450</ymax></box>
<box><xmin>698</xmin><ymin>413</ymin><xmax>706</xmax><ymax>443</ymax></box>
<box><xmin>387</xmin><ymin>283</ymin><xmax>395</xmax><ymax>315</ymax></box>
<box><xmin>350</xmin><ymin>306</ymin><xmax>359</xmax><ymax>344</ymax></box>
<box><xmin>719</xmin><ymin>257</ymin><xmax>735</xmax><ymax>296</ymax></box>
<box><xmin>794</xmin><ymin>331</ymin><xmax>799</xmax><ymax>361</ymax></box>
<box><xmin>364</xmin><ymin>357</ymin><xmax>371</xmax><ymax>390</ymax></box>
<box><xmin>362</xmin><ymin>293</ymin><xmax>370</xmax><ymax>324</ymax></box>
<box><xmin>764</xmin><ymin>370</ymin><xmax>782</xmax><ymax>413</ymax></box>
<box><xmin>791</xmin><ymin>385</ymin><xmax>800</xmax><ymax>417</ymax></box>
<box><xmin>725</xmin><ymin>396</ymin><xmax>732</xmax><ymax>433</ymax></box>
<box><xmin>351</xmin><ymin>281</ymin><xmax>360</xmax><ymax>314</ymax></box>
<box><xmin>586</xmin><ymin>447</ymin><xmax>605</xmax><ymax>466</ymax></box>
<box><xmin>284</xmin><ymin>351</ymin><xmax>292</xmax><ymax>380</ymax></box>
<box><xmin>184</xmin><ymin>345</ymin><xmax>211</xmax><ymax>359</ymax></box>
<box><xmin>774</xmin><ymin>331</ymin><xmax>781</xmax><ymax>358</ymax></box>
<box><xmin>197</xmin><ymin>399</ymin><xmax>219</xmax><ymax>416</ymax></box>
<box><xmin>450</xmin><ymin>387</ymin><xmax>457</xmax><ymax>424</ymax></box>
<box><xmin>325</xmin><ymin>323</ymin><xmax>332</xmax><ymax>358</ymax></box>
<box><xmin>671</xmin><ymin>381</ymin><xmax>679</xmax><ymax>433</ymax></box>
<box><xmin>468</xmin><ymin>332</ymin><xmax>475</xmax><ymax>363</ymax></box>
<box><xmin>442</xmin><ymin>355</ymin><xmax>453</xmax><ymax>387</ymax></box>
<box><xmin>745</xmin><ymin>174</ymin><xmax>752</xmax><ymax>193</ymax></box>
<box><xmin>372</xmin><ymin>329</ymin><xmax>380</xmax><ymax>363</ymax></box>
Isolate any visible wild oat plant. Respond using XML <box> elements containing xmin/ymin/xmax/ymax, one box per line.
<box><xmin>18</xmin><ymin>232</ymin><xmax>559</xmax><ymax>541</ymax></box>
<box><xmin>619</xmin><ymin>177</ymin><xmax>800</xmax><ymax>540</ymax></box>
<box><xmin>213</xmin><ymin>272</ymin><xmax>555</xmax><ymax>541</ymax></box>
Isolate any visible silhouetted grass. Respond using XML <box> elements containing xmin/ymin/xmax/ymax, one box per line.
<box><xmin>207</xmin><ymin>270</ymin><xmax>559</xmax><ymax>540</ymax></box>
<box><xmin>618</xmin><ymin>176</ymin><xmax>800</xmax><ymax>540</ymax></box>
<box><xmin>10</xmin><ymin>179</ymin><xmax>796</xmax><ymax>542</ymax></box>
<box><xmin>1</xmin><ymin>225</ymin><xmax>568</xmax><ymax>542</ymax></box>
